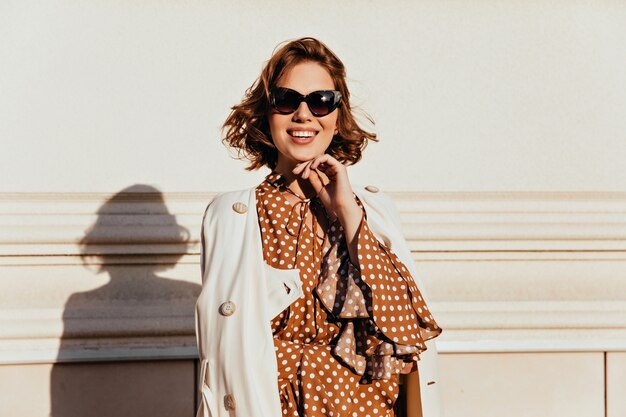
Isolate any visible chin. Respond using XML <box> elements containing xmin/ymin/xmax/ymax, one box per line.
<box><xmin>290</xmin><ymin>154</ymin><xmax>317</xmax><ymax>163</ymax></box>
<box><xmin>284</xmin><ymin>148</ymin><xmax>318</xmax><ymax>160</ymax></box>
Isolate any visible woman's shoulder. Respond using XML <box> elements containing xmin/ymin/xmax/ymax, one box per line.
<box><xmin>353</xmin><ymin>183</ymin><xmax>396</xmax><ymax>211</ymax></box>
<box><xmin>201</xmin><ymin>187</ymin><xmax>255</xmax><ymax>220</ymax></box>
<box><xmin>353</xmin><ymin>183</ymin><xmax>403</xmax><ymax>235</ymax></box>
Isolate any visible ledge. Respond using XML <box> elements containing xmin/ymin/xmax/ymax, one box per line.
<box><xmin>1</xmin><ymin>191</ymin><xmax>625</xmax><ymax>363</ymax></box>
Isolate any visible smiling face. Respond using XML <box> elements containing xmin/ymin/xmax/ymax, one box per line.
<box><xmin>269</xmin><ymin>61</ymin><xmax>339</xmax><ymax>172</ymax></box>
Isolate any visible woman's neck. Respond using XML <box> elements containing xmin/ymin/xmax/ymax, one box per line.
<box><xmin>274</xmin><ymin>161</ymin><xmax>317</xmax><ymax>200</ymax></box>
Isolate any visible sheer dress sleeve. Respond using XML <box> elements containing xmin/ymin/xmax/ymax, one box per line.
<box><xmin>315</xmin><ymin>194</ymin><xmax>442</xmax><ymax>383</ymax></box>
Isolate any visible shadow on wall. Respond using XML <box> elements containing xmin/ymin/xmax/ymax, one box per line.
<box><xmin>50</xmin><ymin>184</ymin><xmax>200</xmax><ymax>417</ymax></box>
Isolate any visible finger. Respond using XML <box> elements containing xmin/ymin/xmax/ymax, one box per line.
<box><xmin>301</xmin><ymin>160</ymin><xmax>315</xmax><ymax>179</ymax></box>
<box><xmin>292</xmin><ymin>161</ymin><xmax>310</xmax><ymax>175</ymax></box>
<box><xmin>305</xmin><ymin>155</ymin><xmax>333</xmax><ymax>178</ymax></box>
<box><xmin>306</xmin><ymin>167</ymin><xmax>326</xmax><ymax>194</ymax></box>
<box><xmin>311</xmin><ymin>167</ymin><xmax>330</xmax><ymax>187</ymax></box>
<box><xmin>310</xmin><ymin>154</ymin><xmax>337</xmax><ymax>171</ymax></box>
<box><xmin>293</xmin><ymin>160</ymin><xmax>312</xmax><ymax>178</ymax></box>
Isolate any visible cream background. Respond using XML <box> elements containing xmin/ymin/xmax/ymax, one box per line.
<box><xmin>1</xmin><ymin>1</ymin><xmax>626</xmax><ymax>192</ymax></box>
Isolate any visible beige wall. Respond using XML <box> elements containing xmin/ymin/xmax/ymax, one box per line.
<box><xmin>1</xmin><ymin>1</ymin><xmax>626</xmax><ymax>193</ymax></box>
<box><xmin>1</xmin><ymin>1</ymin><xmax>626</xmax><ymax>417</ymax></box>
<box><xmin>0</xmin><ymin>360</ymin><xmax>195</xmax><ymax>417</ymax></box>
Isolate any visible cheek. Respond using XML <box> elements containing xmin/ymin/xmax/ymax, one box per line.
<box><xmin>268</xmin><ymin>114</ymin><xmax>286</xmax><ymax>136</ymax></box>
<box><xmin>267</xmin><ymin>114</ymin><xmax>278</xmax><ymax>133</ymax></box>
<box><xmin>326</xmin><ymin>114</ymin><xmax>339</xmax><ymax>134</ymax></box>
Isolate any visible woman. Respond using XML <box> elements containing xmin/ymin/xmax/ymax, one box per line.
<box><xmin>195</xmin><ymin>37</ymin><xmax>442</xmax><ymax>417</ymax></box>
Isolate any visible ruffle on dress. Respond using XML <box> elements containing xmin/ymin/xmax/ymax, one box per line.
<box><xmin>315</xmin><ymin>202</ymin><xmax>442</xmax><ymax>383</ymax></box>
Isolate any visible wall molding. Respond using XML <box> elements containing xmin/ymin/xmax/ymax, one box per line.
<box><xmin>2</xmin><ymin>190</ymin><xmax>625</xmax><ymax>256</ymax></box>
<box><xmin>1</xmin><ymin>191</ymin><xmax>625</xmax><ymax>363</ymax></box>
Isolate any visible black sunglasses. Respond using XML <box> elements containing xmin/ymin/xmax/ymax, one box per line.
<box><xmin>269</xmin><ymin>87</ymin><xmax>342</xmax><ymax>117</ymax></box>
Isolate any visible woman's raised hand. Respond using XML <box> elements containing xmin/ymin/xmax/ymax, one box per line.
<box><xmin>292</xmin><ymin>154</ymin><xmax>358</xmax><ymax>217</ymax></box>
<box><xmin>292</xmin><ymin>154</ymin><xmax>363</xmax><ymax>267</ymax></box>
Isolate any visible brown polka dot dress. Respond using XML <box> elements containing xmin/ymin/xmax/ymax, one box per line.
<box><xmin>256</xmin><ymin>171</ymin><xmax>442</xmax><ymax>417</ymax></box>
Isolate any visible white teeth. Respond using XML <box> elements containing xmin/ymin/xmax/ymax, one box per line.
<box><xmin>290</xmin><ymin>130</ymin><xmax>316</xmax><ymax>138</ymax></box>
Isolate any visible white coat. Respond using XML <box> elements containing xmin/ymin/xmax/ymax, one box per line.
<box><xmin>195</xmin><ymin>184</ymin><xmax>441</xmax><ymax>417</ymax></box>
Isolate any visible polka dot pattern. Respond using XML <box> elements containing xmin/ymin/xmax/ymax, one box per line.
<box><xmin>256</xmin><ymin>171</ymin><xmax>442</xmax><ymax>416</ymax></box>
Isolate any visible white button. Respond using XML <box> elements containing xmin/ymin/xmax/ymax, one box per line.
<box><xmin>224</xmin><ymin>393</ymin><xmax>236</xmax><ymax>410</ymax></box>
<box><xmin>219</xmin><ymin>301</ymin><xmax>236</xmax><ymax>316</ymax></box>
<box><xmin>232</xmin><ymin>202</ymin><xmax>248</xmax><ymax>213</ymax></box>
<box><xmin>365</xmin><ymin>185</ymin><xmax>379</xmax><ymax>193</ymax></box>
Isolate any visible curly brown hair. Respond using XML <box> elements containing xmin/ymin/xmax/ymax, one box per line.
<box><xmin>222</xmin><ymin>37</ymin><xmax>377</xmax><ymax>171</ymax></box>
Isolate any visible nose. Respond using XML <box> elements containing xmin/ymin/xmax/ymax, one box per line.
<box><xmin>291</xmin><ymin>100</ymin><xmax>312</xmax><ymax>122</ymax></box>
